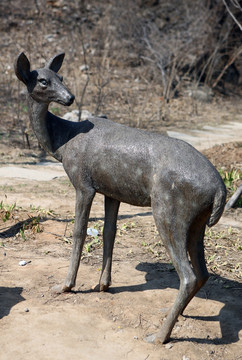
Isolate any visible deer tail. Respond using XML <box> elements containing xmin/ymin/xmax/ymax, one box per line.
<box><xmin>207</xmin><ymin>186</ymin><xmax>227</xmax><ymax>227</ymax></box>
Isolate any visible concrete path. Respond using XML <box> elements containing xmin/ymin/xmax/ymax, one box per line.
<box><xmin>167</xmin><ymin>121</ymin><xmax>242</xmax><ymax>150</ymax></box>
<box><xmin>0</xmin><ymin>163</ymin><xmax>65</xmax><ymax>181</ymax></box>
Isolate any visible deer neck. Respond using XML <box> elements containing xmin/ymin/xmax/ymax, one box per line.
<box><xmin>27</xmin><ymin>95</ymin><xmax>64</xmax><ymax>162</ymax></box>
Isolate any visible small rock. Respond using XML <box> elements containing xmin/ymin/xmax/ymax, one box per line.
<box><xmin>80</xmin><ymin>110</ymin><xmax>93</xmax><ymax>120</ymax></box>
<box><xmin>19</xmin><ymin>260</ymin><xmax>27</xmax><ymax>266</ymax></box>
<box><xmin>63</xmin><ymin>110</ymin><xmax>79</xmax><ymax>122</ymax></box>
<box><xmin>24</xmin><ymin>308</ymin><xmax>29</xmax><ymax>313</ymax></box>
<box><xmin>19</xmin><ymin>260</ymin><xmax>31</xmax><ymax>266</ymax></box>
<box><xmin>185</xmin><ymin>86</ymin><xmax>213</xmax><ymax>103</ymax></box>
<box><xmin>183</xmin><ymin>356</ymin><xmax>190</xmax><ymax>360</ymax></box>
<box><xmin>63</xmin><ymin>109</ymin><xmax>93</xmax><ymax>122</ymax></box>
<box><xmin>165</xmin><ymin>343</ymin><xmax>173</xmax><ymax>349</ymax></box>
<box><xmin>80</xmin><ymin>64</ymin><xmax>89</xmax><ymax>72</ymax></box>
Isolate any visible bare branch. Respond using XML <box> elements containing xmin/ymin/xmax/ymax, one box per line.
<box><xmin>212</xmin><ymin>45</ymin><xmax>242</xmax><ymax>88</ymax></box>
<box><xmin>231</xmin><ymin>0</ymin><xmax>242</xmax><ymax>11</ymax></box>
<box><xmin>222</xmin><ymin>0</ymin><xmax>242</xmax><ymax>30</ymax></box>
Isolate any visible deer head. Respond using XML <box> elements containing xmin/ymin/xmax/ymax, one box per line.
<box><xmin>14</xmin><ymin>52</ymin><xmax>75</xmax><ymax>106</ymax></box>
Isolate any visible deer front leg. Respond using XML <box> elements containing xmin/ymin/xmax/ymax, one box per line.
<box><xmin>98</xmin><ymin>196</ymin><xmax>120</xmax><ymax>292</ymax></box>
<box><xmin>53</xmin><ymin>188</ymin><xmax>95</xmax><ymax>293</ymax></box>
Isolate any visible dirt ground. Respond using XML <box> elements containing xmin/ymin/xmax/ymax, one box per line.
<box><xmin>0</xmin><ymin>139</ymin><xmax>241</xmax><ymax>360</ymax></box>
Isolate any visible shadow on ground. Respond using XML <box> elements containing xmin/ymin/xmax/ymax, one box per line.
<box><xmin>0</xmin><ymin>287</ymin><xmax>25</xmax><ymax>319</ymax></box>
<box><xmin>115</xmin><ymin>262</ymin><xmax>242</xmax><ymax>345</ymax></box>
<box><xmin>0</xmin><ymin>211</ymin><xmax>153</xmax><ymax>240</ymax></box>
<box><xmin>85</xmin><ymin>262</ymin><xmax>241</xmax><ymax>346</ymax></box>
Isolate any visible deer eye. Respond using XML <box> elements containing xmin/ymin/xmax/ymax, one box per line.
<box><xmin>39</xmin><ymin>79</ymin><xmax>48</xmax><ymax>87</ymax></box>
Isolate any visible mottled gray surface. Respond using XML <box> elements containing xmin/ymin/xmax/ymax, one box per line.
<box><xmin>14</xmin><ymin>52</ymin><xmax>226</xmax><ymax>344</ymax></box>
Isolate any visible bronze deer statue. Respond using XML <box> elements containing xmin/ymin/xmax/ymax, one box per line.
<box><xmin>14</xmin><ymin>52</ymin><xmax>226</xmax><ymax>344</ymax></box>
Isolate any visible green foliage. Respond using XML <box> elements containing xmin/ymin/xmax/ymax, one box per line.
<box><xmin>219</xmin><ymin>168</ymin><xmax>241</xmax><ymax>191</ymax></box>
<box><xmin>19</xmin><ymin>216</ymin><xmax>42</xmax><ymax>241</ymax></box>
<box><xmin>121</xmin><ymin>222</ymin><xmax>136</xmax><ymax>231</ymax></box>
<box><xmin>29</xmin><ymin>217</ymin><xmax>41</xmax><ymax>233</ymax></box>
<box><xmin>22</xmin><ymin>104</ymin><xmax>28</xmax><ymax>113</ymax></box>
<box><xmin>85</xmin><ymin>237</ymin><xmax>101</xmax><ymax>253</ymax></box>
<box><xmin>19</xmin><ymin>228</ymin><xmax>25</xmax><ymax>240</ymax></box>
<box><xmin>30</xmin><ymin>204</ymin><xmax>56</xmax><ymax>217</ymax></box>
<box><xmin>219</xmin><ymin>168</ymin><xmax>242</xmax><ymax>207</ymax></box>
<box><xmin>117</xmin><ymin>222</ymin><xmax>136</xmax><ymax>236</ymax></box>
<box><xmin>0</xmin><ymin>201</ymin><xmax>44</xmax><ymax>240</ymax></box>
<box><xmin>0</xmin><ymin>201</ymin><xmax>16</xmax><ymax>222</ymax></box>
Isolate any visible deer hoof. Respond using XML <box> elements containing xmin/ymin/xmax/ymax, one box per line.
<box><xmin>51</xmin><ymin>284</ymin><xmax>72</xmax><ymax>294</ymax></box>
<box><xmin>92</xmin><ymin>283</ymin><xmax>110</xmax><ymax>292</ymax></box>
<box><xmin>145</xmin><ymin>333</ymin><xmax>169</xmax><ymax>345</ymax></box>
<box><xmin>99</xmin><ymin>283</ymin><xmax>110</xmax><ymax>292</ymax></box>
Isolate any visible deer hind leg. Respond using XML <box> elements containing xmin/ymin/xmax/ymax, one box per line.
<box><xmin>98</xmin><ymin>196</ymin><xmax>120</xmax><ymax>292</ymax></box>
<box><xmin>147</xmin><ymin>202</ymin><xmax>200</xmax><ymax>344</ymax></box>
<box><xmin>53</xmin><ymin>188</ymin><xmax>95</xmax><ymax>293</ymax></box>
<box><xmin>179</xmin><ymin>222</ymin><xmax>209</xmax><ymax>315</ymax></box>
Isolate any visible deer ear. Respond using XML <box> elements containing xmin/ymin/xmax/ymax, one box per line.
<box><xmin>14</xmin><ymin>52</ymin><xmax>31</xmax><ymax>84</ymax></box>
<box><xmin>46</xmin><ymin>52</ymin><xmax>65</xmax><ymax>73</ymax></box>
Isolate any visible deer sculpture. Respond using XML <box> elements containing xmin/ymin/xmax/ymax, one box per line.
<box><xmin>14</xmin><ymin>52</ymin><xmax>226</xmax><ymax>344</ymax></box>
